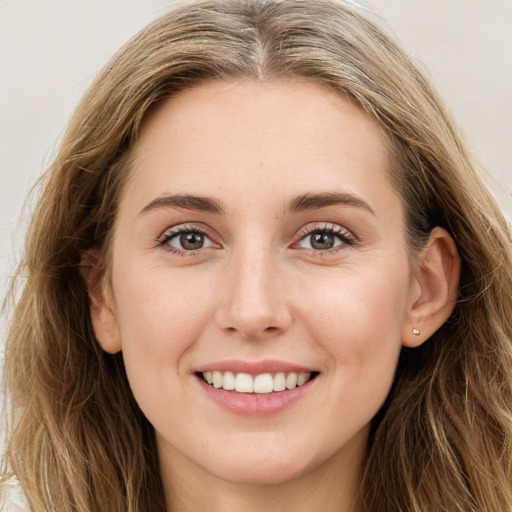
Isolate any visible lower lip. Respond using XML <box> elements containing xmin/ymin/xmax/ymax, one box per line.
<box><xmin>196</xmin><ymin>375</ymin><xmax>317</xmax><ymax>417</ymax></box>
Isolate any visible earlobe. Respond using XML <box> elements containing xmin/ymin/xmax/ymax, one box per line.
<box><xmin>80</xmin><ymin>250</ymin><xmax>122</xmax><ymax>354</ymax></box>
<box><xmin>403</xmin><ymin>227</ymin><xmax>460</xmax><ymax>348</ymax></box>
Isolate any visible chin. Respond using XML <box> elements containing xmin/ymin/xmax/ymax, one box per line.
<box><xmin>194</xmin><ymin>432</ymin><xmax>339</xmax><ymax>486</ymax></box>
<box><xmin>208</xmin><ymin>455</ymin><xmax>315</xmax><ymax>486</ymax></box>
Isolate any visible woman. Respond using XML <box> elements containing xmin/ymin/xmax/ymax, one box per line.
<box><xmin>2</xmin><ymin>0</ymin><xmax>511</xmax><ymax>510</ymax></box>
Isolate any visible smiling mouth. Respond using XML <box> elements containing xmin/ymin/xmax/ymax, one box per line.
<box><xmin>197</xmin><ymin>371</ymin><xmax>319</xmax><ymax>394</ymax></box>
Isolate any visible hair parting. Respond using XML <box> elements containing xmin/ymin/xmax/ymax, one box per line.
<box><xmin>2</xmin><ymin>1</ymin><xmax>512</xmax><ymax>510</ymax></box>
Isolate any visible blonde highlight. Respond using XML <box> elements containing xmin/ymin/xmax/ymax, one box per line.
<box><xmin>2</xmin><ymin>1</ymin><xmax>512</xmax><ymax>510</ymax></box>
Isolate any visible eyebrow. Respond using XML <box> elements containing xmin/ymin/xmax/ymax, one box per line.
<box><xmin>139</xmin><ymin>194</ymin><xmax>225</xmax><ymax>215</ymax></box>
<box><xmin>287</xmin><ymin>192</ymin><xmax>375</xmax><ymax>216</ymax></box>
<box><xmin>139</xmin><ymin>191</ymin><xmax>375</xmax><ymax>217</ymax></box>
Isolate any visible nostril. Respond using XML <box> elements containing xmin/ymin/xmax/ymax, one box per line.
<box><xmin>222</xmin><ymin>324</ymin><xmax>282</xmax><ymax>338</ymax></box>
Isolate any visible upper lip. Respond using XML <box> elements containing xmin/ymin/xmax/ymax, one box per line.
<box><xmin>195</xmin><ymin>359</ymin><xmax>316</xmax><ymax>375</ymax></box>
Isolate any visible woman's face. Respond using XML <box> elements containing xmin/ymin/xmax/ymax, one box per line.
<box><xmin>98</xmin><ymin>80</ymin><xmax>422</xmax><ymax>486</ymax></box>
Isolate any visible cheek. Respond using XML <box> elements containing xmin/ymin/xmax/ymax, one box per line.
<box><xmin>296</xmin><ymin>260</ymin><xmax>410</xmax><ymax>390</ymax></box>
<box><xmin>111</xmin><ymin>264</ymin><xmax>216</xmax><ymax>396</ymax></box>
<box><xmin>115</xmin><ymin>260</ymin><xmax>213</xmax><ymax>333</ymax></box>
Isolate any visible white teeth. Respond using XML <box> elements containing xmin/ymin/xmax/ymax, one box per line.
<box><xmin>201</xmin><ymin>370</ymin><xmax>313</xmax><ymax>393</ymax></box>
<box><xmin>212</xmin><ymin>371</ymin><xmax>223</xmax><ymax>388</ymax></box>
<box><xmin>222</xmin><ymin>371</ymin><xmax>235</xmax><ymax>391</ymax></box>
<box><xmin>285</xmin><ymin>372</ymin><xmax>297</xmax><ymax>390</ymax></box>
<box><xmin>297</xmin><ymin>373</ymin><xmax>308</xmax><ymax>386</ymax></box>
<box><xmin>273</xmin><ymin>372</ymin><xmax>286</xmax><ymax>392</ymax></box>
<box><xmin>235</xmin><ymin>373</ymin><xmax>254</xmax><ymax>393</ymax></box>
<box><xmin>254</xmin><ymin>373</ymin><xmax>274</xmax><ymax>394</ymax></box>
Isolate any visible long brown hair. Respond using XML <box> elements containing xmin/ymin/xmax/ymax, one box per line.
<box><xmin>2</xmin><ymin>1</ymin><xmax>512</xmax><ymax>510</ymax></box>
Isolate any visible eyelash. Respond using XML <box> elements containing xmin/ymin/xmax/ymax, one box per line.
<box><xmin>294</xmin><ymin>223</ymin><xmax>356</xmax><ymax>256</ymax></box>
<box><xmin>157</xmin><ymin>224</ymin><xmax>217</xmax><ymax>256</ymax></box>
<box><xmin>157</xmin><ymin>222</ymin><xmax>356</xmax><ymax>256</ymax></box>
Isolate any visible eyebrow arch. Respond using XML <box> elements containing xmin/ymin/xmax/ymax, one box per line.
<box><xmin>139</xmin><ymin>191</ymin><xmax>374</xmax><ymax>217</ymax></box>
<box><xmin>288</xmin><ymin>192</ymin><xmax>375</xmax><ymax>216</ymax></box>
<box><xmin>139</xmin><ymin>194</ymin><xmax>225</xmax><ymax>215</ymax></box>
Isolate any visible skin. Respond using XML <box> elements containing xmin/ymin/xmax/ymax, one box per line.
<box><xmin>87</xmin><ymin>79</ymin><xmax>460</xmax><ymax>512</ymax></box>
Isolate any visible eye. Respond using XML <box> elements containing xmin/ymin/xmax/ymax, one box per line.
<box><xmin>296</xmin><ymin>224</ymin><xmax>355</xmax><ymax>252</ymax></box>
<box><xmin>159</xmin><ymin>227</ymin><xmax>216</xmax><ymax>253</ymax></box>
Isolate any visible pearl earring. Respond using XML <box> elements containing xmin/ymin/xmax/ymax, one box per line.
<box><xmin>412</xmin><ymin>328</ymin><xmax>420</xmax><ymax>336</ymax></box>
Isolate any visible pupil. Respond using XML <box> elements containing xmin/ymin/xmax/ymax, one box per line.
<box><xmin>311</xmin><ymin>232</ymin><xmax>334</xmax><ymax>250</ymax></box>
<box><xmin>180</xmin><ymin>232</ymin><xmax>204</xmax><ymax>250</ymax></box>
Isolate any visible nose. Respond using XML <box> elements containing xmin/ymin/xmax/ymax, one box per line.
<box><xmin>214</xmin><ymin>244</ymin><xmax>292</xmax><ymax>339</ymax></box>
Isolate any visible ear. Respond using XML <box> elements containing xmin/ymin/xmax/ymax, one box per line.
<box><xmin>80</xmin><ymin>250</ymin><xmax>122</xmax><ymax>354</ymax></box>
<box><xmin>402</xmin><ymin>227</ymin><xmax>460</xmax><ymax>348</ymax></box>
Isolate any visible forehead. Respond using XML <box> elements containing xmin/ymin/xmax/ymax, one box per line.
<box><xmin>124</xmin><ymin>79</ymin><xmax>397</xmax><ymax>215</ymax></box>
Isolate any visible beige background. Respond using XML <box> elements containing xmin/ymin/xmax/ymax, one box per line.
<box><xmin>1</xmin><ymin>0</ymin><xmax>511</xmax><ymax>340</ymax></box>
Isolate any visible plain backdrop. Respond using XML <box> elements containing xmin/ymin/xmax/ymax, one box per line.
<box><xmin>1</xmin><ymin>0</ymin><xmax>511</xmax><ymax>341</ymax></box>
